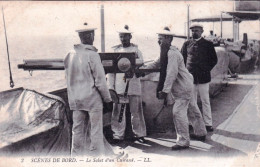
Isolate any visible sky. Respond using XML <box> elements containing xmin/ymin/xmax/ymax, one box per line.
<box><xmin>0</xmin><ymin>1</ymin><xmax>259</xmax><ymax>39</ymax></box>
<box><xmin>0</xmin><ymin>1</ymin><xmax>259</xmax><ymax>58</ymax></box>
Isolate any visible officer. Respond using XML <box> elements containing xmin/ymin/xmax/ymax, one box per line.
<box><xmin>181</xmin><ymin>24</ymin><xmax>218</xmax><ymax>132</ymax></box>
<box><xmin>64</xmin><ymin>23</ymin><xmax>114</xmax><ymax>156</ymax></box>
<box><xmin>107</xmin><ymin>25</ymin><xmax>147</xmax><ymax>144</ymax></box>
<box><xmin>145</xmin><ymin>27</ymin><xmax>207</xmax><ymax>150</ymax></box>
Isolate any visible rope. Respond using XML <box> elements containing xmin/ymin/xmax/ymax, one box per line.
<box><xmin>2</xmin><ymin>7</ymin><xmax>14</xmax><ymax>88</ymax></box>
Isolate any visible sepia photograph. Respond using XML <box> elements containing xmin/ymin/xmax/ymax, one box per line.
<box><xmin>0</xmin><ymin>0</ymin><xmax>259</xmax><ymax>167</ymax></box>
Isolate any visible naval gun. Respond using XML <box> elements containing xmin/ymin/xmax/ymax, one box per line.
<box><xmin>17</xmin><ymin>52</ymin><xmax>160</xmax><ymax>78</ymax></box>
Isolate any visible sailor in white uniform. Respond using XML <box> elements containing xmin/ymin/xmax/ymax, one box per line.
<box><xmin>64</xmin><ymin>23</ymin><xmax>114</xmax><ymax>156</ymax></box>
<box><xmin>107</xmin><ymin>25</ymin><xmax>147</xmax><ymax>143</ymax></box>
<box><xmin>145</xmin><ymin>27</ymin><xmax>207</xmax><ymax>150</ymax></box>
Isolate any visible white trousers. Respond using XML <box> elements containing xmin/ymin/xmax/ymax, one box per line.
<box><xmin>173</xmin><ymin>94</ymin><xmax>207</xmax><ymax>146</ymax></box>
<box><xmin>172</xmin><ymin>98</ymin><xmax>190</xmax><ymax>146</ymax></box>
<box><xmin>71</xmin><ymin>110</ymin><xmax>114</xmax><ymax>156</ymax></box>
<box><xmin>188</xmin><ymin>90</ymin><xmax>207</xmax><ymax>136</ymax></box>
<box><xmin>111</xmin><ymin>95</ymin><xmax>147</xmax><ymax>140</ymax></box>
<box><xmin>194</xmin><ymin>83</ymin><xmax>212</xmax><ymax>126</ymax></box>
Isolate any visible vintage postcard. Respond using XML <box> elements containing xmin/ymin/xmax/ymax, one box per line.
<box><xmin>0</xmin><ymin>0</ymin><xmax>259</xmax><ymax>167</ymax></box>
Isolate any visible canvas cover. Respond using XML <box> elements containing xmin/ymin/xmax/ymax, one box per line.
<box><xmin>0</xmin><ymin>88</ymin><xmax>71</xmax><ymax>156</ymax></box>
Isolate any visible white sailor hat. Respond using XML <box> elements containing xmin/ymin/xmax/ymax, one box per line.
<box><xmin>190</xmin><ymin>24</ymin><xmax>203</xmax><ymax>29</ymax></box>
<box><xmin>157</xmin><ymin>27</ymin><xmax>175</xmax><ymax>36</ymax></box>
<box><xmin>76</xmin><ymin>23</ymin><xmax>97</xmax><ymax>33</ymax></box>
<box><xmin>117</xmin><ymin>25</ymin><xmax>133</xmax><ymax>34</ymax></box>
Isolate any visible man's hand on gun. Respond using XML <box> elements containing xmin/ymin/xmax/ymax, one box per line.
<box><xmin>104</xmin><ymin>101</ymin><xmax>113</xmax><ymax>113</ymax></box>
<box><xmin>157</xmin><ymin>91</ymin><xmax>167</xmax><ymax>99</ymax></box>
<box><xmin>135</xmin><ymin>72</ymin><xmax>146</xmax><ymax>78</ymax></box>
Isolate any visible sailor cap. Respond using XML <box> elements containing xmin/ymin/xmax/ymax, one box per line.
<box><xmin>117</xmin><ymin>25</ymin><xmax>133</xmax><ymax>34</ymax></box>
<box><xmin>76</xmin><ymin>23</ymin><xmax>97</xmax><ymax>33</ymax></box>
<box><xmin>190</xmin><ymin>24</ymin><xmax>203</xmax><ymax>29</ymax></box>
<box><xmin>157</xmin><ymin>27</ymin><xmax>175</xmax><ymax>36</ymax></box>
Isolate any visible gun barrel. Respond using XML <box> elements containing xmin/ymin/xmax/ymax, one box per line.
<box><xmin>17</xmin><ymin>54</ymin><xmax>160</xmax><ymax>74</ymax></box>
<box><xmin>18</xmin><ymin>59</ymin><xmax>65</xmax><ymax>70</ymax></box>
<box><xmin>17</xmin><ymin>64</ymin><xmax>65</xmax><ymax>70</ymax></box>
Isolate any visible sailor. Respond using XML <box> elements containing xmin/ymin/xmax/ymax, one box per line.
<box><xmin>64</xmin><ymin>23</ymin><xmax>114</xmax><ymax>156</ymax></box>
<box><xmin>206</xmin><ymin>30</ymin><xmax>218</xmax><ymax>45</ymax></box>
<box><xmin>181</xmin><ymin>24</ymin><xmax>218</xmax><ymax>132</ymax></box>
<box><xmin>144</xmin><ymin>27</ymin><xmax>207</xmax><ymax>150</ymax></box>
<box><xmin>107</xmin><ymin>25</ymin><xmax>147</xmax><ymax>144</ymax></box>
<box><xmin>206</xmin><ymin>30</ymin><xmax>214</xmax><ymax>40</ymax></box>
<box><xmin>209</xmin><ymin>30</ymin><xmax>214</xmax><ymax>37</ymax></box>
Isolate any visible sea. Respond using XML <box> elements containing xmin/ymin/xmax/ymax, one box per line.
<box><xmin>0</xmin><ymin>34</ymin><xmax>185</xmax><ymax>93</ymax></box>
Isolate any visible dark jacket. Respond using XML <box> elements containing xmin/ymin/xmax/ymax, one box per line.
<box><xmin>181</xmin><ymin>38</ymin><xmax>218</xmax><ymax>84</ymax></box>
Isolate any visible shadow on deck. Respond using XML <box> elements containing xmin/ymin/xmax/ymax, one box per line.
<box><xmin>103</xmin><ymin>82</ymin><xmax>254</xmax><ymax>157</ymax></box>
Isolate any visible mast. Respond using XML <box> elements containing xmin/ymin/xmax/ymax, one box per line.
<box><xmin>184</xmin><ymin>22</ymin><xmax>186</xmax><ymax>36</ymax></box>
<box><xmin>220</xmin><ymin>12</ymin><xmax>223</xmax><ymax>38</ymax></box>
<box><xmin>2</xmin><ymin>7</ymin><xmax>14</xmax><ymax>88</ymax></box>
<box><xmin>187</xmin><ymin>4</ymin><xmax>190</xmax><ymax>40</ymax></box>
<box><xmin>101</xmin><ymin>4</ymin><xmax>105</xmax><ymax>52</ymax></box>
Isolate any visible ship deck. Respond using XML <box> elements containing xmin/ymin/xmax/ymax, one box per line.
<box><xmin>105</xmin><ymin>72</ymin><xmax>260</xmax><ymax>167</ymax></box>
